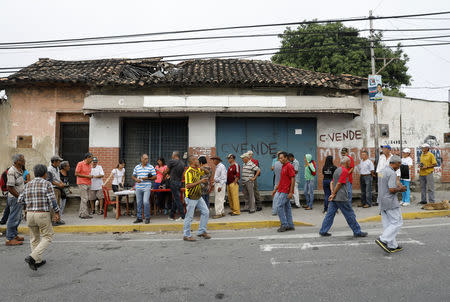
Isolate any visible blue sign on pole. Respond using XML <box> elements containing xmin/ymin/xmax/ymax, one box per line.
<box><xmin>368</xmin><ymin>75</ymin><xmax>383</xmax><ymax>101</ymax></box>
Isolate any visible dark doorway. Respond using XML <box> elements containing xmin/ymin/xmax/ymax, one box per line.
<box><xmin>60</xmin><ymin>123</ymin><xmax>89</xmax><ymax>185</ymax></box>
<box><xmin>121</xmin><ymin>118</ymin><xmax>188</xmax><ymax>187</ymax></box>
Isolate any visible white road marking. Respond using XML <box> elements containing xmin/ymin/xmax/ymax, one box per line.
<box><xmin>260</xmin><ymin>239</ymin><xmax>425</xmax><ymax>252</ymax></box>
<box><xmin>270</xmin><ymin>256</ymin><xmax>393</xmax><ymax>266</ymax></box>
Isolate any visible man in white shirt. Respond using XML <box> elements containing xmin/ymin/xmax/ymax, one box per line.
<box><xmin>89</xmin><ymin>157</ymin><xmax>105</xmax><ymax>215</ymax></box>
<box><xmin>211</xmin><ymin>156</ymin><xmax>227</xmax><ymax>219</ymax></box>
<box><xmin>358</xmin><ymin>150</ymin><xmax>375</xmax><ymax>208</ymax></box>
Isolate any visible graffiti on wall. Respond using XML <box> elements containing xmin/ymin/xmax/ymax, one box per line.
<box><xmin>319</xmin><ymin>129</ymin><xmax>362</xmax><ymax>143</ymax></box>
<box><xmin>221</xmin><ymin>142</ymin><xmax>279</xmax><ymax>156</ymax></box>
<box><xmin>416</xmin><ymin>135</ymin><xmax>442</xmax><ymax>175</ymax></box>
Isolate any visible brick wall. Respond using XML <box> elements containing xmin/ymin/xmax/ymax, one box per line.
<box><xmin>440</xmin><ymin>148</ymin><xmax>450</xmax><ymax>183</ymax></box>
<box><xmin>89</xmin><ymin>147</ymin><xmax>120</xmax><ymax>189</ymax></box>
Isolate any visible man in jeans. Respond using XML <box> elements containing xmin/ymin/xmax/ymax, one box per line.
<box><xmin>419</xmin><ymin>143</ymin><xmax>437</xmax><ymax>204</ymax></box>
<box><xmin>319</xmin><ymin>157</ymin><xmax>368</xmax><ymax>238</ymax></box>
<box><xmin>272</xmin><ymin>152</ymin><xmax>296</xmax><ymax>232</ymax></box>
<box><xmin>303</xmin><ymin>154</ymin><xmax>316</xmax><ymax>210</ymax></box>
<box><xmin>165</xmin><ymin>151</ymin><xmax>186</xmax><ymax>221</ymax></box>
<box><xmin>341</xmin><ymin>148</ymin><xmax>355</xmax><ymax>206</ymax></box>
<box><xmin>5</xmin><ymin>154</ymin><xmax>26</xmax><ymax>246</ymax></box>
<box><xmin>358</xmin><ymin>150</ymin><xmax>375</xmax><ymax>208</ymax></box>
<box><xmin>75</xmin><ymin>152</ymin><xmax>93</xmax><ymax>219</ymax></box>
<box><xmin>240</xmin><ymin>153</ymin><xmax>260</xmax><ymax>213</ymax></box>
<box><xmin>20</xmin><ymin>164</ymin><xmax>60</xmax><ymax>270</ymax></box>
<box><xmin>132</xmin><ymin>154</ymin><xmax>156</xmax><ymax>224</ymax></box>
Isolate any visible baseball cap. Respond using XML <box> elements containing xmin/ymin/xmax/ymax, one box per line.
<box><xmin>50</xmin><ymin>155</ymin><xmax>63</xmax><ymax>162</ymax></box>
<box><xmin>403</xmin><ymin>148</ymin><xmax>411</xmax><ymax>153</ymax></box>
<box><xmin>92</xmin><ymin>157</ymin><xmax>98</xmax><ymax>162</ymax></box>
<box><xmin>227</xmin><ymin>154</ymin><xmax>235</xmax><ymax>159</ymax></box>
<box><xmin>247</xmin><ymin>150</ymin><xmax>254</xmax><ymax>155</ymax></box>
<box><xmin>421</xmin><ymin>143</ymin><xmax>431</xmax><ymax>148</ymax></box>
<box><xmin>381</xmin><ymin>144</ymin><xmax>392</xmax><ymax>150</ymax></box>
<box><xmin>240</xmin><ymin>153</ymin><xmax>249</xmax><ymax>159</ymax></box>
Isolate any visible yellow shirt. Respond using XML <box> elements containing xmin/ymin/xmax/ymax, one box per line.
<box><xmin>419</xmin><ymin>152</ymin><xmax>437</xmax><ymax>176</ymax></box>
<box><xmin>185</xmin><ymin>167</ymin><xmax>205</xmax><ymax>200</ymax></box>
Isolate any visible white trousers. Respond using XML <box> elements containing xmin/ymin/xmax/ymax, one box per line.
<box><xmin>380</xmin><ymin>207</ymin><xmax>403</xmax><ymax>249</ymax></box>
<box><xmin>214</xmin><ymin>183</ymin><xmax>226</xmax><ymax>215</ymax></box>
<box><xmin>290</xmin><ymin>182</ymin><xmax>300</xmax><ymax>207</ymax></box>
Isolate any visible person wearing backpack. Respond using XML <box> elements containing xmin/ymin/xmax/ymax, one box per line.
<box><xmin>304</xmin><ymin>153</ymin><xmax>316</xmax><ymax>210</ymax></box>
<box><xmin>5</xmin><ymin>154</ymin><xmax>26</xmax><ymax>246</ymax></box>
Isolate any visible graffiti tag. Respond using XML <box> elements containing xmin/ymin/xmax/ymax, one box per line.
<box><xmin>319</xmin><ymin>129</ymin><xmax>362</xmax><ymax>143</ymax></box>
<box><xmin>221</xmin><ymin>142</ymin><xmax>278</xmax><ymax>156</ymax></box>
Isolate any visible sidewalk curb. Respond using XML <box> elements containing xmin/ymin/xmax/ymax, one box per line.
<box><xmin>358</xmin><ymin>210</ymin><xmax>450</xmax><ymax>223</ymax></box>
<box><xmin>0</xmin><ymin>220</ymin><xmax>314</xmax><ymax>234</ymax></box>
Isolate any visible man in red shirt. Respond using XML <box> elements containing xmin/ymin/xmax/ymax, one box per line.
<box><xmin>248</xmin><ymin>151</ymin><xmax>262</xmax><ymax>211</ymax></box>
<box><xmin>271</xmin><ymin>152</ymin><xmax>296</xmax><ymax>232</ymax></box>
<box><xmin>341</xmin><ymin>148</ymin><xmax>355</xmax><ymax>206</ymax></box>
<box><xmin>75</xmin><ymin>152</ymin><xmax>94</xmax><ymax>219</ymax></box>
<box><xmin>226</xmin><ymin>154</ymin><xmax>240</xmax><ymax>216</ymax></box>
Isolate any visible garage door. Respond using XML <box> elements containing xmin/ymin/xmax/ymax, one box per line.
<box><xmin>216</xmin><ymin>117</ymin><xmax>316</xmax><ymax>191</ymax></box>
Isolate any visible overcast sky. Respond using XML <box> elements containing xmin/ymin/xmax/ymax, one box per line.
<box><xmin>1</xmin><ymin>0</ymin><xmax>449</xmax><ymax>101</ymax></box>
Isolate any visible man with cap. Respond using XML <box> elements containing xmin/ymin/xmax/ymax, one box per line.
<box><xmin>47</xmin><ymin>155</ymin><xmax>65</xmax><ymax>225</ymax></box>
<box><xmin>89</xmin><ymin>157</ymin><xmax>105</xmax><ymax>215</ymax></box>
<box><xmin>247</xmin><ymin>151</ymin><xmax>262</xmax><ymax>211</ymax></box>
<box><xmin>340</xmin><ymin>148</ymin><xmax>354</xmax><ymax>206</ymax></box>
<box><xmin>240</xmin><ymin>152</ymin><xmax>260</xmax><ymax>213</ymax></box>
<box><xmin>75</xmin><ymin>152</ymin><xmax>94</xmax><ymax>219</ymax></box>
<box><xmin>375</xmin><ymin>155</ymin><xmax>407</xmax><ymax>253</ymax></box>
<box><xmin>400</xmin><ymin>148</ymin><xmax>413</xmax><ymax>206</ymax></box>
<box><xmin>211</xmin><ymin>156</ymin><xmax>227</xmax><ymax>219</ymax></box>
<box><xmin>419</xmin><ymin>143</ymin><xmax>437</xmax><ymax>204</ymax></box>
<box><xmin>226</xmin><ymin>154</ymin><xmax>240</xmax><ymax>216</ymax></box>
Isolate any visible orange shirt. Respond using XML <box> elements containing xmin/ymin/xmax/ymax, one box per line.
<box><xmin>75</xmin><ymin>160</ymin><xmax>92</xmax><ymax>185</ymax></box>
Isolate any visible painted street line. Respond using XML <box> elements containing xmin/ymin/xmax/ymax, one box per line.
<box><xmin>270</xmin><ymin>256</ymin><xmax>393</xmax><ymax>266</ymax></box>
<box><xmin>260</xmin><ymin>238</ymin><xmax>425</xmax><ymax>252</ymax></box>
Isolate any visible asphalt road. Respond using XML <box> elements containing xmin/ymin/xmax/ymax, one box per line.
<box><xmin>0</xmin><ymin>217</ymin><xmax>449</xmax><ymax>302</ymax></box>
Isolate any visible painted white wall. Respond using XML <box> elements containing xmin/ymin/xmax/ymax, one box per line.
<box><xmin>188</xmin><ymin>113</ymin><xmax>216</xmax><ymax>147</ymax></box>
<box><xmin>89</xmin><ymin>113</ymin><xmax>120</xmax><ymax>148</ymax></box>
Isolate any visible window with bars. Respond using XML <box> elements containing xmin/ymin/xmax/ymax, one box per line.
<box><xmin>121</xmin><ymin>118</ymin><xmax>188</xmax><ymax>187</ymax></box>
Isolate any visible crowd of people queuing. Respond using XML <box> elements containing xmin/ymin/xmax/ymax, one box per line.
<box><xmin>0</xmin><ymin>142</ymin><xmax>438</xmax><ymax>270</ymax></box>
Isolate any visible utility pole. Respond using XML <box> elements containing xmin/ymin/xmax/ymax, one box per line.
<box><xmin>369</xmin><ymin>10</ymin><xmax>380</xmax><ymax>163</ymax></box>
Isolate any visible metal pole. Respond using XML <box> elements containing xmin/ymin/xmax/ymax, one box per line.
<box><xmin>370</xmin><ymin>10</ymin><xmax>380</xmax><ymax>163</ymax></box>
<box><xmin>400</xmin><ymin>98</ymin><xmax>403</xmax><ymax>153</ymax></box>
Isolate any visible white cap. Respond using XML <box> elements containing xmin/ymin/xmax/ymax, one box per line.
<box><xmin>421</xmin><ymin>143</ymin><xmax>431</xmax><ymax>149</ymax></box>
<box><xmin>247</xmin><ymin>150</ymin><xmax>254</xmax><ymax>155</ymax></box>
<box><xmin>403</xmin><ymin>148</ymin><xmax>411</xmax><ymax>153</ymax></box>
<box><xmin>240</xmin><ymin>152</ymin><xmax>250</xmax><ymax>159</ymax></box>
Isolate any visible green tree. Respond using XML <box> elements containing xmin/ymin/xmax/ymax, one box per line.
<box><xmin>271</xmin><ymin>22</ymin><xmax>411</xmax><ymax>95</ymax></box>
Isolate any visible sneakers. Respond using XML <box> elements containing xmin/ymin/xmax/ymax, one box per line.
<box><xmin>402</xmin><ymin>202</ymin><xmax>410</xmax><ymax>207</ymax></box>
<box><xmin>319</xmin><ymin>232</ymin><xmax>332</xmax><ymax>237</ymax></box>
<box><xmin>277</xmin><ymin>226</ymin><xmax>288</xmax><ymax>232</ymax></box>
<box><xmin>144</xmin><ymin>219</ymin><xmax>150</xmax><ymax>224</ymax></box>
<box><xmin>6</xmin><ymin>239</ymin><xmax>23</xmax><ymax>246</ymax></box>
<box><xmin>36</xmin><ymin>259</ymin><xmax>47</xmax><ymax>268</ymax></box>
<box><xmin>133</xmin><ymin>219</ymin><xmax>143</xmax><ymax>224</ymax></box>
<box><xmin>79</xmin><ymin>215</ymin><xmax>93</xmax><ymax>219</ymax></box>
<box><xmin>183</xmin><ymin>236</ymin><xmax>196</xmax><ymax>242</ymax></box>
<box><xmin>362</xmin><ymin>204</ymin><xmax>371</xmax><ymax>208</ymax></box>
<box><xmin>175</xmin><ymin>217</ymin><xmax>184</xmax><ymax>222</ymax></box>
<box><xmin>286</xmin><ymin>226</ymin><xmax>295</xmax><ymax>231</ymax></box>
<box><xmin>390</xmin><ymin>246</ymin><xmax>403</xmax><ymax>253</ymax></box>
<box><xmin>197</xmin><ymin>232</ymin><xmax>211</xmax><ymax>239</ymax></box>
<box><xmin>354</xmin><ymin>232</ymin><xmax>368</xmax><ymax>237</ymax></box>
<box><xmin>25</xmin><ymin>256</ymin><xmax>37</xmax><ymax>271</ymax></box>
<box><xmin>168</xmin><ymin>217</ymin><xmax>175</xmax><ymax>221</ymax></box>
<box><xmin>375</xmin><ymin>238</ymin><xmax>391</xmax><ymax>253</ymax></box>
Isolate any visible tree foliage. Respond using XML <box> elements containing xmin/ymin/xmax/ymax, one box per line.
<box><xmin>271</xmin><ymin>22</ymin><xmax>411</xmax><ymax>94</ymax></box>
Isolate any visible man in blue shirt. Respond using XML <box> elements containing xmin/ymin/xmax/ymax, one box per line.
<box><xmin>132</xmin><ymin>154</ymin><xmax>156</xmax><ymax>224</ymax></box>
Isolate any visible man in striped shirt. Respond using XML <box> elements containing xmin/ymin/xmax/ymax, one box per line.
<box><xmin>18</xmin><ymin>164</ymin><xmax>60</xmax><ymax>270</ymax></box>
<box><xmin>132</xmin><ymin>154</ymin><xmax>156</xmax><ymax>224</ymax></box>
<box><xmin>183</xmin><ymin>156</ymin><xmax>211</xmax><ymax>241</ymax></box>
<box><xmin>240</xmin><ymin>152</ymin><xmax>260</xmax><ymax>213</ymax></box>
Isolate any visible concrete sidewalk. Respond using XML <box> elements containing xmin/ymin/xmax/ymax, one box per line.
<box><xmin>1</xmin><ymin>191</ymin><xmax>449</xmax><ymax>234</ymax></box>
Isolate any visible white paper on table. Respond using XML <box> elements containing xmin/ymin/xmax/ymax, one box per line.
<box><xmin>113</xmin><ymin>190</ymin><xmax>136</xmax><ymax>196</ymax></box>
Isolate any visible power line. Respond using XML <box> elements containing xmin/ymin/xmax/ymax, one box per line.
<box><xmin>401</xmin><ymin>86</ymin><xmax>450</xmax><ymax>89</ymax></box>
<box><xmin>1</xmin><ymin>10</ymin><xmax>449</xmax><ymax>47</ymax></box>
<box><xmin>377</xmin><ymin>27</ymin><xmax>450</xmax><ymax>32</ymax></box>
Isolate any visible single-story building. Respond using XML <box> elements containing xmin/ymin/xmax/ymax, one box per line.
<box><xmin>1</xmin><ymin>58</ymin><xmax>449</xmax><ymax>191</ymax></box>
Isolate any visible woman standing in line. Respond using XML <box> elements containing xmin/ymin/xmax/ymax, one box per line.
<box><xmin>322</xmin><ymin>156</ymin><xmax>337</xmax><ymax>213</ymax></box>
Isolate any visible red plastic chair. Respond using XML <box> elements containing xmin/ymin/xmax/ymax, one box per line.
<box><xmin>103</xmin><ymin>187</ymin><xmax>121</xmax><ymax>219</ymax></box>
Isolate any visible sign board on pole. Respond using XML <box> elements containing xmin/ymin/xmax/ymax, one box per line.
<box><xmin>368</xmin><ymin>75</ymin><xmax>383</xmax><ymax>101</ymax></box>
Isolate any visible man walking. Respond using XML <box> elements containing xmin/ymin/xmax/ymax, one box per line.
<box><xmin>183</xmin><ymin>156</ymin><xmax>211</xmax><ymax>242</ymax></box>
<box><xmin>358</xmin><ymin>150</ymin><xmax>375</xmax><ymax>208</ymax></box>
<box><xmin>303</xmin><ymin>154</ymin><xmax>316</xmax><ymax>210</ymax></box>
<box><xmin>419</xmin><ymin>143</ymin><xmax>437</xmax><ymax>204</ymax></box>
<box><xmin>211</xmin><ymin>156</ymin><xmax>227</xmax><ymax>219</ymax></box>
<box><xmin>272</xmin><ymin>152</ymin><xmax>296</xmax><ymax>232</ymax></box>
<box><xmin>375</xmin><ymin>156</ymin><xmax>407</xmax><ymax>253</ymax></box>
<box><xmin>75</xmin><ymin>152</ymin><xmax>93</xmax><ymax>219</ymax></box>
<box><xmin>240</xmin><ymin>153</ymin><xmax>260</xmax><ymax>214</ymax></box>
<box><xmin>19</xmin><ymin>164</ymin><xmax>60</xmax><ymax>270</ymax></box>
<box><xmin>248</xmin><ymin>151</ymin><xmax>262</xmax><ymax>211</ymax></box>
<box><xmin>288</xmin><ymin>153</ymin><xmax>301</xmax><ymax>208</ymax></box>
<box><xmin>271</xmin><ymin>151</ymin><xmax>282</xmax><ymax>215</ymax></box>
<box><xmin>165</xmin><ymin>151</ymin><xmax>186</xmax><ymax>221</ymax></box>
<box><xmin>5</xmin><ymin>154</ymin><xmax>26</xmax><ymax>246</ymax></box>
<box><xmin>319</xmin><ymin>157</ymin><xmax>368</xmax><ymax>237</ymax></box>
<box><xmin>132</xmin><ymin>154</ymin><xmax>156</xmax><ymax>224</ymax></box>
<box><xmin>47</xmin><ymin>155</ymin><xmax>65</xmax><ymax>225</ymax></box>
<box><xmin>340</xmin><ymin>148</ymin><xmax>355</xmax><ymax>206</ymax></box>
<box><xmin>226</xmin><ymin>154</ymin><xmax>240</xmax><ymax>216</ymax></box>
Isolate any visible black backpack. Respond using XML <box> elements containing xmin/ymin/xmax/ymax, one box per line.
<box><xmin>400</xmin><ymin>164</ymin><xmax>409</xmax><ymax>179</ymax></box>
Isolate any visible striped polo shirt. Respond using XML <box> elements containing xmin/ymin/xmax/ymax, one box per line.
<box><xmin>241</xmin><ymin>161</ymin><xmax>260</xmax><ymax>183</ymax></box>
<box><xmin>132</xmin><ymin>163</ymin><xmax>156</xmax><ymax>189</ymax></box>
<box><xmin>184</xmin><ymin>166</ymin><xmax>204</xmax><ymax>200</ymax></box>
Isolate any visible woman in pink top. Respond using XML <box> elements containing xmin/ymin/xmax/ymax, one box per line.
<box><xmin>153</xmin><ymin>158</ymin><xmax>168</xmax><ymax>213</ymax></box>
